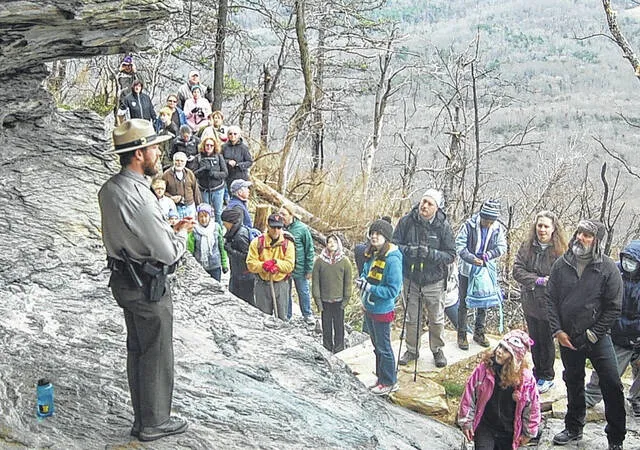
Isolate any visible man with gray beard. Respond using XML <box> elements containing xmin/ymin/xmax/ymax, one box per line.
<box><xmin>546</xmin><ymin>219</ymin><xmax>625</xmax><ymax>450</ymax></box>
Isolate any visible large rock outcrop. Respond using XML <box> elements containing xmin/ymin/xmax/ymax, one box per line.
<box><xmin>0</xmin><ymin>1</ymin><xmax>461</xmax><ymax>448</ymax></box>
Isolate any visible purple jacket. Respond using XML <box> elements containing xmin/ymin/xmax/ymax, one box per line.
<box><xmin>458</xmin><ymin>362</ymin><xmax>540</xmax><ymax>450</ymax></box>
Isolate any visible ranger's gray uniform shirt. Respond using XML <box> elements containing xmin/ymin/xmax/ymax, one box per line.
<box><xmin>99</xmin><ymin>168</ymin><xmax>187</xmax><ymax>264</ymax></box>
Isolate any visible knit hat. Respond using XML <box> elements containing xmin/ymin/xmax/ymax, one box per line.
<box><xmin>479</xmin><ymin>199</ymin><xmax>501</xmax><ymax>221</ymax></box>
<box><xmin>576</xmin><ymin>219</ymin><xmax>606</xmax><ymax>241</ymax></box>
<box><xmin>422</xmin><ymin>188</ymin><xmax>444</xmax><ymax>209</ymax></box>
<box><xmin>122</xmin><ymin>55</ymin><xmax>133</xmax><ymax>64</ymax></box>
<box><xmin>190</xmin><ymin>84</ymin><xmax>202</xmax><ymax>92</ymax></box>
<box><xmin>498</xmin><ymin>329</ymin><xmax>533</xmax><ymax>366</ymax></box>
<box><xmin>196</xmin><ymin>203</ymin><xmax>212</xmax><ymax>215</ymax></box>
<box><xmin>221</xmin><ymin>207</ymin><xmax>244</xmax><ymax>225</ymax></box>
<box><xmin>369</xmin><ymin>219</ymin><xmax>393</xmax><ymax>241</ymax></box>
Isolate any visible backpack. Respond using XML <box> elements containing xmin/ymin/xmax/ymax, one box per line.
<box><xmin>248</xmin><ymin>227</ymin><xmax>262</xmax><ymax>242</ymax></box>
<box><xmin>465</xmin><ymin>261</ymin><xmax>504</xmax><ymax>332</ymax></box>
<box><xmin>256</xmin><ymin>231</ymin><xmax>294</xmax><ymax>257</ymax></box>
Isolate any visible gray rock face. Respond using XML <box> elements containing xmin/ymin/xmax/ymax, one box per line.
<box><xmin>0</xmin><ymin>111</ymin><xmax>461</xmax><ymax>448</ymax></box>
<box><xmin>0</xmin><ymin>1</ymin><xmax>461</xmax><ymax>447</ymax></box>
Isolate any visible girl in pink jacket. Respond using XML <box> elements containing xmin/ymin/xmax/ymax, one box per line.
<box><xmin>458</xmin><ymin>329</ymin><xmax>541</xmax><ymax>450</ymax></box>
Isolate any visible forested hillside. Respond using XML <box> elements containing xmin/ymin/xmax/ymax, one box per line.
<box><xmin>50</xmin><ymin>0</ymin><xmax>640</xmax><ymax>239</ymax></box>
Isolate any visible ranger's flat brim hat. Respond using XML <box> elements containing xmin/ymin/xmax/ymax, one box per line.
<box><xmin>106</xmin><ymin>119</ymin><xmax>173</xmax><ymax>154</ymax></box>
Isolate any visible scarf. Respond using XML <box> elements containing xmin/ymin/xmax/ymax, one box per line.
<box><xmin>319</xmin><ymin>235</ymin><xmax>345</xmax><ymax>264</ymax></box>
<box><xmin>194</xmin><ymin>221</ymin><xmax>218</xmax><ymax>269</ymax></box>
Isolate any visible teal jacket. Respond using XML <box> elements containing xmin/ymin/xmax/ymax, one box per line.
<box><xmin>360</xmin><ymin>244</ymin><xmax>403</xmax><ymax>315</ymax></box>
<box><xmin>286</xmin><ymin>218</ymin><xmax>315</xmax><ymax>277</ymax></box>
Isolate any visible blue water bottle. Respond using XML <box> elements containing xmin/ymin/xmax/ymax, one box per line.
<box><xmin>36</xmin><ymin>379</ymin><xmax>55</xmax><ymax>418</ymax></box>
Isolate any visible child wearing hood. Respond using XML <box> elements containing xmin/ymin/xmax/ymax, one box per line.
<box><xmin>458</xmin><ymin>329</ymin><xmax>541</xmax><ymax>450</ymax></box>
<box><xmin>312</xmin><ymin>234</ymin><xmax>353</xmax><ymax>353</ymax></box>
<box><xmin>187</xmin><ymin>203</ymin><xmax>228</xmax><ymax>281</ymax></box>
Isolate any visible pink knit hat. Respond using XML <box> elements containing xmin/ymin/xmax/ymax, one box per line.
<box><xmin>498</xmin><ymin>329</ymin><xmax>533</xmax><ymax>365</ymax></box>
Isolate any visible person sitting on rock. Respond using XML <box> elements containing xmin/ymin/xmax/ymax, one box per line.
<box><xmin>120</xmin><ymin>79</ymin><xmax>156</xmax><ymax>123</ymax></box>
<box><xmin>114</xmin><ymin>55</ymin><xmax>138</xmax><ymax>123</ymax></box>
<box><xmin>246</xmin><ymin>213</ymin><xmax>295</xmax><ymax>320</ymax></box>
<box><xmin>200</xmin><ymin>110</ymin><xmax>228</xmax><ymax>143</ymax></box>
<box><xmin>155</xmin><ymin>107</ymin><xmax>179</xmax><ymax>169</ymax></box>
<box><xmin>458</xmin><ymin>329</ymin><xmax>540</xmax><ymax>449</ymax></box>
<box><xmin>162</xmin><ymin>151</ymin><xmax>202</xmax><ymax>219</ymax></box>
<box><xmin>221</xmin><ymin>206</ymin><xmax>255</xmax><ymax>305</ymax></box>
<box><xmin>177</xmin><ymin>69</ymin><xmax>208</xmax><ymax>110</ymax></box>
<box><xmin>183</xmin><ymin>85</ymin><xmax>211</xmax><ymax>134</ymax></box>
<box><xmin>312</xmin><ymin>234</ymin><xmax>352</xmax><ymax>353</ymax></box>
<box><xmin>171</xmin><ymin>125</ymin><xmax>200</xmax><ymax>173</ymax></box>
<box><xmin>187</xmin><ymin>203</ymin><xmax>228</xmax><ymax>282</ymax></box>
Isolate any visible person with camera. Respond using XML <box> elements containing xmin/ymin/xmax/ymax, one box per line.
<box><xmin>99</xmin><ymin>119</ymin><xmax>195</xmax><ymax>441</ymax></box>
<box><xmin>392</xmin><ymin>189</ymin><xmax>456</xmax><ymax>368</ymax></box>
<box><xmin>183</xmin><ymin>85</ymin><xmax>211</xmax><ymax>134</ymax></box>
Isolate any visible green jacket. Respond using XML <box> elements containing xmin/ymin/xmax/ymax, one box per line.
<box><xmin>187</xmin><ymin>223</ymin><xmax>228</xmax><ymax>270</ymax></box>
<box><xmin>286</xmin><ymin>218</ymin><xmax>314</xmax><ymax>277</ymax></box>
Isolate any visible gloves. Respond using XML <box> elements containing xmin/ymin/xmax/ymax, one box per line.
<box><xmin>222</xmin><ymin>267</ymin><xmax>229</xmax><ymax>274</ymax></box>
<box><xmin>535</xmin><ymin>277</ymin><xmax>547</xmax><ymax>286</ymax></box>
<box><xmin>355</xmin><ymin>277</ymin><xmax>371</xmax><ymax>293</ymax></box>
<box><xmin>417</xmin><ymin>245</ymin><xmax>430</xmax><ymax>258</ymax></box>
<box><xmin>262</xmin><ymin>259</ymin><xmax>276</xmax><ymax>273</ymax></box>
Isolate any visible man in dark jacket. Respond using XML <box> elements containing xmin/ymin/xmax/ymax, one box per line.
<box><xmin>392</xmin><ymin>189</ymin><xmax>455</xmax><ymax>368</ymax></box>
<box><xmin>120</xmin><ymin>80</ymin><xmax>156</xmax><ymax>123</ymax></box>
<box><xmin>221</xmin><ymin>207</ymin><xmax>255</xmax><ymax>305</ymax></box>
<box><xmin>547</xmin><ymin>219</ymin><xmax>625</xmax><ymax>449</ymax></box>
<box><xmin>584</xmin><ymin>239</ymin><xmax>640</xmax><ymax>418</ymax></box>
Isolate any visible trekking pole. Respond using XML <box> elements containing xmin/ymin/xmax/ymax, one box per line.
<box><xmin>413</xmin><ymin>285</ymin><xmax>423</xmax><ymax>382</ymax></box>
<box><xmin>396</xmin><ymin>263</ymin><xmax>413</xmax><ymax>374</ymax></box>
<box><xmin>269</xmin><ymin>276</ymin><xmax>280</xmax><ymax>320</ymax></box>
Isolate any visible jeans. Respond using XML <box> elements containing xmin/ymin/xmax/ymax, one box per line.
<box><xmin>176</xmin><ymin>203</ymin><xmax>196</xmax><ymax>220</ymax></box>
<box><xmin>403</xmin><ymin>279</ymin><xmax>445</xmax><ymax>354</ymax></box>
<box><xmin>560</xmin><ymin>334</ymin><xmax>626</xmax><ymax>444</ymax></box>
<box><xmin>525</xmin><ymin>314</ymin><xmax>555</xmax><ymax>381</ymax></box>
<box><xmin>321</xmin><ymin>301</ymin><xmax>345</xmax><ymax>353</ymax></box>
<box><xmin>206</xmin><ymin>267</ymin><xmax>222</xmax><ymax>282</ymax></box>
<box><xmin>474</xmin><ymin>421</ymin><xmax>512</xmax><ymax>450</ymax></box>
<box><xmin>444</xmin><ymin>301</ymin><xmax>459</xmax><ymax>330</ymax></box>
<box><xmin>585</xmin><ymin>344</ymin><xmax>640</xmax><ymax>406</ymax></box>
<box><xmin>201</xmin><ymin>188</ymin><xmax>224</xmax><ymax>225</ymax></box>
<box><xmin>364</xmin><ymin>314</ymin><xmax>397</xmax><ymax>386</ymax></box>
<box><xmin>457</xmin><ymin>274</ymin><xmax>487</xmax><ymax>337</ymax></box>
<box><xmin>288</xmin><ymin>276</ymin><xmax>312</xmax><ymax>320</ymax></box>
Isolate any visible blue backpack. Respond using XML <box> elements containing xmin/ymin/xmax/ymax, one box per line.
<box><xmin>465</xmin><ymin>262</ymin><xmax>504</xmax><ymax>332</ymax></box>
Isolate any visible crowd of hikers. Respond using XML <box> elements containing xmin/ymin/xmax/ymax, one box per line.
<box><xmin>109</xmin><ymin>57</ymin><xmax>640</xmax><ymax>450</ymax></box>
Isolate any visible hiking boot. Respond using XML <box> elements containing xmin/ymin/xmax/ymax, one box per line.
<box><xmin>552</xmin><ymin>429</ymin><xmax>582</xmax><ymax>445</ymax></box>
<box><xmin>398</xmin><ymin>351</ymin><xmax>418</xmax><ymax>366</ymax></box>
<box><xmin>473</xmin><ymin>333</ymin><xmax>490</xmax><ymax>347</ymax></box>
<box><xmin>608</xmin><ymin>444</ymin><xmax>623</xmax><ymax>450</ymax></box>
<box><xmin>433</xmin><ymin>349</ymin><xmax>447</xmax><ymax>368</ymax></box>
<box><xmin>537</xmin><ymin>379</ymin><xmax>554</xmax><ymax>394</ymax></box>
<box><xmin>304</xmin><ymin>315</ymin><xmax>316</xmax><ymax>326</ymax></box>
<box><xmin>370</xmin><ymin>383</ymin><xmax>399</xmax><ymax>396</ymax></box>
<box><xmin>139</xmin><ymin>417</ymin><xmax>188</xmax><ymax>442</ymax></box>
<box><xmin>458</xmin><ymin>335</ymin><xmax>469</xmax><ymax>350</ymax></box>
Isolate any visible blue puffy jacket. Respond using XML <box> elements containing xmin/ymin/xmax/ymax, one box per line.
<box><xmin>360</xmin><ymin>244</ymin><xmax>403</xmax><ymax>315</ymax></box>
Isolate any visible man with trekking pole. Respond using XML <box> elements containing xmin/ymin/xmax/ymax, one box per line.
<box><xmin>392</xmin><ymin>189</ymin><xmax>456</xmax><ymax>369</ymax></box>
<box><xmin>246</xmin><ymin>213</ymin><xmax>295</xmax><ymax>319</ymax></box>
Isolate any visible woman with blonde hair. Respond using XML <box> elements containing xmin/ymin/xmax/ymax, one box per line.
<box><xmin>512</xmin><ymin>210</ymin><xmax>567</xmax><ymax>394</ymax></box>
<box><xmin>193</xmin><ymin>136</ymin><xmax>227</xmax><ymax>224</ymax></box>
<box><xmin>458</xmin><ymin>329</ymin><xmax>541</xmax><ymax>449</ymax></box>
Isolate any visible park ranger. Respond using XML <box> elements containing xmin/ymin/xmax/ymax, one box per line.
<box><xmin>99</xmin><ymin>119</ymin><xmax>195</xmax><ymax>442</ymax></box>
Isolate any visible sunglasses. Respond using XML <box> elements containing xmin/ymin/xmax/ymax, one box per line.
<box><xmin>167</xmin><ymin>99</ymin><xmax>177</xmax><ymax>103</ymax></box>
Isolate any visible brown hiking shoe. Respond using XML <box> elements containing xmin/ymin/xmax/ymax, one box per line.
<box><xmin>473</xmin><ymin>333</ymin><xmax>490</xmax><ymax>347</ymax></box>
<box><xmin>458</xmin><ymin>335</ymin><xmax>469</xmax><ymax>350</ymax></box>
